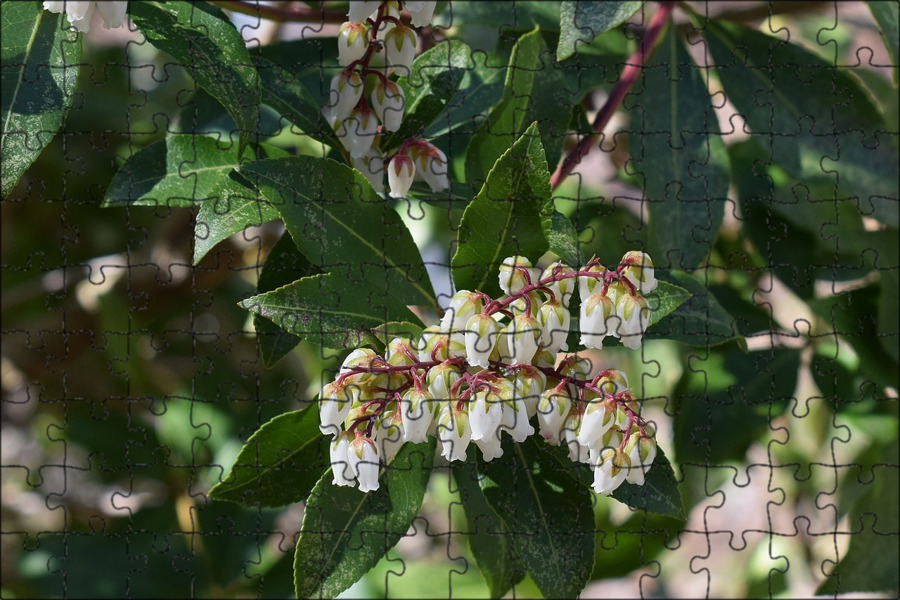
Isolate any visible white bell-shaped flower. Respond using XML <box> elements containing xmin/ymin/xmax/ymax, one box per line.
<box><xmin>400</xmin><ymin>388</ymin><xmax>433</xmax><ymax>444</ymax></box>
<box><xmin>469</xmin><ymin>388</ymin><xmax>503</xmax><ymax>444</ymax></box>
<box><xmin>541</xmin><ymin>261</ymin><xmax>575</xmax><ymax>306</ymax></box>
<box><xmin>327</xmin><ymin>70</ymin><xmax>364</xmax><ymax>121</ymax></box>
<box><xmin>411</xmin><ymin>144</ymin><xmax>450</xmax><ymax>192</ymax></box>
<box><xmin>374</xmin><ymin>409</ymin><xmax>405</xmax><ymax>465</ymax></box>
<box><xmin>405</xmin><ymin>1</ymin><xmax>437</xmax><ymax>27</ymax></box>
<box><xmin>500</xmin><ymin>398</ymin><xmax>534</xmax><ymax>442</ymax></box>
<box><xmin>474</xmin><ymin>435</ymin><xmax>503</xmax><ymax>461</ymax></box>
<box><xmin>538</xmin><ymin>298</ymin><xmax>571</xmax><ymax>354</ymax></box>
<box><xmin>371</xmin><ymin>79</ymin><xmax>405</xmax><ymax>132</ymax></box>
<box><xmin>318</xmin><ymin>381</ymin><xmax>354</xmax><ymax>436</ymax></box>
<box><xmin>348</xmin><ymin>436</ymin><xmax>380</xmax><ymax>492</ymax></box>
<box><xmin>383</xmin><ymin>25</ymin><xmax>417</xmax><ymax>74</ymax></box>
<box><xmin>615</xmin><ymin>294</ymin><xmax>650</xmax><ymax>350</ymax></box>
<box><xmin>338</xmin><ymin>21</ymin><xmax>368</xmax><ymax>66</ymax></box>
<box><xmin>623</xmin><ymin>434</ymin><xmax>657</xmax><ymax>485</ymax></box>
<box><xmin>330</xmin><ymin>432</ymin><xmax>356</xmax><ymax>487</ymax></box>
<box><xmin>591</xmin><ymin>447</ymin><xmax>627</xmax><ymax>496</ymax></box>
<box><xmin>503</xmin><ymin>314</ymin><xmax>540</xmax><ymax>365</ymax></box>
<box><xmin>563</xmin><ymin>413</ymin><xmax>591</xmax><ymax>464</ymax></box>
<box><xmin>342</xmin><ymin>106</ymin><xmax>379</xmax><ymax>158</ymax></box>
<box><xmin>387</xmin><ymin>153</ymin><xmax>415</xmax><ymax>198</ymax></box>
<box><xmin>347</xmin><ymin>0</ymin><xmax>380</xmax><ymax>23</ymax></box>
<box><xmin>351</xmin><ymin>149</ymin><xmax>385</xmax><ymax>192</ymax></box>
<box><xmin>537</xmin><ymin>388</ymin><xmax>571</xmax><ymax>446</ymax></box>
<box><xmin>339</xmin><ymin>348</ymin><xmax>377</xmax><ymax>383</ymax></box>
<box><xmin>620</xmin><ymin>251</ymin><xmax>657</xmax><ymax>294</ymax></box>
<box><xmin>440</xmin><ymin>290</ymin><xmax>483</xmax><ymax>334</ymax></box>
<box><xmin>426</xmin><ymin>362</ymin><xmax>461</xmax><ymax>400</ymax></box>
<box><xmin>498</xmin><ymin>256</ymin><xmax>532</xmax><ymax>295</ymax></box>
<box><xmin>437</xmin><ymin>404</ymin><xmax>471</xmax><ymax>462</ymax></box>
<box><xmin>577</xmin><ymin>263</ymin><xmax>607</xmax><ymax>301</ymax></box>
<box><xmin>579</xmin><ymin>292</ymin><xmax>615</xmax><ymax>350</ymax></box>
<box><xmin>464</xmin><ymin>313</ymin><xmax>500</xmax><ymax>369</ymax></box>
<box><xmin>512</xmin><ymin>366</ymin><xmax>546</xmax><ymax>418</ymax></box>
<box><xmin>44</xmin><ymin>0</ymin><xmax>128</xmax><ymax>33</ymax></box>
<box><xmin>575</xmin><ymin>398</ymin><xmax>617</xmax><ymax>449</ymax></box>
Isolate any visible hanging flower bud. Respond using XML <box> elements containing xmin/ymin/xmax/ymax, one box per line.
<box><xmin>347</xmin><ymin>0</ymin><xmax>380</xmax><ymax>23</ymax></box>
<box><xmin>579</xmin><ymin>292</ymin><xmax>616</xmax><ymax>350</ymax></box>
<box><xmin>440</xmin><ymin>290</ymin><xmax>483</xmax><ymax>334</ymax></box>
<box><xmin>538</xmin><ymin>298</ymin><xmax>571</xmax><ymax>354</ymax></box>
<box><xmin>511</xmin><ymin>366</ymin><xmax>546</xmax><ymax>418</ymax></box>
<box><xmin>437</xmin><ymin>404</ymin><xmax>471</xmax><ymax>462</ymax></box>
<box><xmin>620</xmin><ymin>251</ymin><xmax>657</xmax><ymax>294</ymax></box>
<box><xmin>417</xmin><ymin>325</ymin><xmax>448</xmax><ymax>362</ymax></box>
<box><xmin>405</xmin><ymin>1</ymin><xmax>437</xmax><ymax>27</ymax></box>
<box><xmin>563</xmin><ymin>412</ymin><xmax>591</xmax><ymax>464</ymax></box>
<box><xmin>541</xmin><ymin>261</ymin><xmax>575</xmax><ymax>306</ymax></box>
<box><xmin>400</xmin><ymin>387</ymin><xmax>433</xmax><ymax>443</ymax></box>
<box><xmin>351</xmin><ymin>149</ymin><xmax>385</xmax><ymax>192</ymax></box>
<box><xmin>537</xmin><ymin>388</ymin><xmax>572</xmax><ymax>445</ymax></box>
<box><xmin>374</xmin><ymin>408</ymin><xmax>405</xmax><ymax>465</ymax></box>
<box><xmin>591</xmin><ymin>447</ymin><xmax>628</xmax><ymax>496</ymax></box>
<box><xmin>576</xmin><ymin>396</ymin><xmax>617</xmax><ymax>449</ymax></box>
<box><xmin>327</xmin><ymin>70</ymin><xmax>364</xmax><ymax>121</ymax></box>
<box><xmin>373</xmin><ymin>1</ymin><xmax>402</xmax><ymax>40</ymax></box>
<box><xmin>426</xmin><ymin>361</ymin><xmax>461</xmax><ymax>400</ymax></box>
<box><xmin>558</xmin><ymin>354</ymin><xmax>592</xmax><ymax>379</ymax></box>
<box><xmin>388</xmin><ymin>153</ymin><xmax>415</xmax><ymax>198</ymax></box>
<box><xmin>319</xmin><ymin>381</ymin><xmax>354</xmax><ymax>435</ymax></box>
<box><xmin>594</xmin><ymin>370</ymin><xmax>630</xmax><ymax>395</ymax></box>
<box><xmin>341</xmin><ymin>105</ymin><xmax>379</xmax><ymax>158</ymax></box>
<box><xmin>615</xmin><ymin>293</ymin><xmax>650</xmax><ymax>350</ymax></box>
<box><xmin>371</xmin><ymin>79</ymin><xmax>405</xmax><ymax>132</ymax></box>
<box><xmin>464</xmin><ymin>313</ymin><xmax>500</xmax><ymax>369</ymax></box>
<box><xmin>623</xmin><ymin>432</ymin><xmax>657</xmax><ymax>485</ymax></box>
<box><xmin>330</xmin><ymin>432</ymin><xmax>356</xmax><ymax>486</ymax></box>
<box><xmin>533</xmin><ymin>348</ymin><xmax>557</xmax><ymax>369</ymax></box>
<box><xmin>339</xmin><ymin>348</ymin><xmax>377</xmax><ymax>384</ymax></box>
<box><xmin>503</xmin><ymin>314</ymin><xmax>540</xmax><ymax>365</ymax></box>
<box><xmin>348</xmin><ymin>436</ymin><xmax>380</xmax><ymax>492</ymax></box>
<box><xmin>43</xmin><ymin>0</ymin><xmax>128</xmax><ymax>33</ymax></box>
<box><xmin>383</xmin><ymin>24</ymin><xmax>417</xmax><ymax>74</ymax></box>
<box><xmin>469</xmin><ymin>387</ymin><xmax>504</xmax><ymax>448</ymax></box>
<box><xmin>500</xmin><ymin>396</ymin><xmax>534</xmax><ymax>442</ymax></box>
<box><xmin>338</xmin><ymin>22</ymin><xmax>368</xmax><ymax>67</ymax></box>
<box><xmin>409</xmin><ymin>144</ymin><xmax>450</xmax><ymax>192</ymax></box>
<box><xmin>509</xmin><ymin>291</ymin><xmax>541</xmax><ymax>318</ymax></box>
<box><xmin>498</xmin><ymin>256</ymin><xmax>533</xmax><ymax>295</ymax></box>
<box><xmin>578</xmin><ymin>263</ymin><xmax>607</xmax><ymax>300</ymax></box>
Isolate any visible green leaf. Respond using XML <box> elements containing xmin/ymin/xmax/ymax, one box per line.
<box><xmin>254</xmin><ymin>231</ymin><xmax>320</xmax><ymax>367</ymax></box>
<box><xmin>673</xmin><ymin>347</ymin><xmax>801</xmax><ymax>463</ymax></box>
<box><xmin>384</xmin><ymin>39</ymin><xmax>471</xmax><ymax>149</ymax></box>
<box><xmin>477</xmin><ymin>437</ymin><xmax>594</xmax><ymax>599</ymax></box>
<box><xmin>452</xmin><ymin>122</ymin><xmax>551</xmax><ymax>297</ymax></box>
<box><xmin>127</xmin><ymin>1</ymin><xmax>260</xmax><ymax>153</ymax></box>
<box><xmin>706</xmin><ymin>19</ymin><xmax>899</xmax><ymax>228</ymax></box>
<box><xmin>368</xmin><ymin>321</ymin><xmax>424</xmax><ymax>347</ymax></box>
<box><xmin>465</xmin><ymin>28</ymin><xmax>569</xmax><ymax>187</ymax></box>
<box><xmin>1</xmin><ymin>2</ymin><xmax>81</xmax><ymax>198</ymax></box>
<box><xmin>104</xmin><ymin>135</ymin><xmax>284</xmax><ymax>208</ymax></box>
<box><xmin>433</xmin><ymin>2</ymin><xmax>561</xmax><ymax>35</ymax></box>
<box><xmin>256</xmin><ymin>57</ymin><xmax>342</xmax><ymax>151</ymax></box>
<box><xmin>293</xmin><ymin>439</ymin><xmax>435</xmax><ymax>599</ymax></box>
<box><xmin>645</xmin><ymin>280</ymin><xmax>692</xmax><ymax>330</ymax></box>
<box><xmin>543</xmin><ymin>210</ymin><xmax>582</xmax><ymax>267</ymax></box>
<box><xmin>452</xmin><ymin>450</ymin><xmax>526</xmax><ymax>599</ymax></box>
<box><xmin>647</xmin><ymin>271</ymin><xmax>742</xmax><ymax>346</ymax></box>
<box><xmin>628</xmin><ymin>26</ymin><xmax>730</xmax><ymax>270</ymax></box>
<box><xmin>424</xmin><ymin>51</ymin><xmax>506</xmax><ymax>140</ymax></box>
<box><xmin>242</xmin><ymin>272</ymin><xmax>415</xmax><ymax>351</ymax></box>
<box><xmin>557</xmin><ymin>1</ymin><xmax>643</xmax><ymax>61</ymax></box>
<box><xmin>208</xmin><ymin>408</ymin><xmax>328</xmax><ymax>507</ymax></box>
<box><xmin>193</xmin><ymin>170</ymin><xmax>282</xmax><ymax>264</ymax></box>
<box><xmin>816</xmin><ymin>440</ymin><xmax>899</xmax><ymax>595</ymax></box>
<box><xmin>240</xmin><ymin>156</ymin><xmax>436</xmax><ymax>310</ymax></box>
<box><xmin>867</xmin><ymin>1</ymin><xmax>899</xmax><ymax>83</ymax></box>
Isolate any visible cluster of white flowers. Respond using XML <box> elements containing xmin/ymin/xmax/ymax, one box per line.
<box><xmin>320</xmin><ymin>252</ymin><xmax>660</xmax><ymax>496</ymax></box>
<box><xmin>327</xmin><ymin>1</ymin><xmax>449</xmax><ymax>198</ymax></box>
<box><xmin>43</xmin><ymin>1</ymin><xmax>128</xmax><ymax>33</ymax></box>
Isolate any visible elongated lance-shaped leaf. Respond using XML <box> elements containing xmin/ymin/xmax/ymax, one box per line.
<box><xmin>705</xmin><ymin>19</ymin><xmax>899</xmax><ymax>228</ymax></box>
<box><xmin>543</xmin><ymin>210</ymin><xmax>582</xmax><ymax>267</ymax></box>
<box><xmin>452</xmin><ymin>122</ymin><xmax>551</xmax><ymax>298</ymax></box>
<box><xmin>465</xmin><ymin>28</ymin><xmax>570</xmax><ymax>187</ymax></box>
<box><xmin>240</xmin><ymin>156</ymin><xmax>436</xmax><ymax>311</ymax></box>
<box><xmin>477</xmin><ymin>437</ymin><xmax>594</xmax><ymax>599</ymax></box>
<box><xmin>557</xmin><ymin>1</ymin><xmax>643</xmax><ymax>61</ymax></box>
<box><xmin>208</xmin><ymin>407</ymin><xmax>328</xmax><ymax>507</ymax></box>
<box><xmin>103</xmin><ymin>135</ymin><xmax>285</xmax><ymax>208</ymax></box>
<box><xmin>294</xmin><ymin>439</ymin><xmax>435</xmax><ymax>599</ymax></box>
<box><xmin>628</xmin><ymin>25</ymin><xmax>729</xmax><ymax>270</ymax></box>
<box><xmin>2</xmin><ymin>3</ymin><xmax>81</xmax><ymax>198</ymax></box>
<box><xmin>128</xmin><ymin>1</ymin><xmax>260</xmax><ymax>154</ymax></box>
<box><xmin>242</xmin><ymin>272</ymin><xmax>410</xmax><ymax>351</ymax></box>
<box><xmin>867</xmin><ymin>1</ymin><xmax>899</xmax><ymax>83</ymax></box>
<box><xmin>644</xmin><ymin>272</ymin><xmax>741</xmax><ymax>346</ymax></box>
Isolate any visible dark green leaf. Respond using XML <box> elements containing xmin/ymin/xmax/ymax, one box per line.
<box><xmin>424</xmin><ymin>51</ymin><xmax>506</xmax><ymax>140</ymax></box>
<box><xmin>242</xmin><ymin>272</ymin><xmax>414</xmax><ymax>350</ymax></box>
<box><xmin>647</xmin><ymin>271</ymin><xmax>742</xmax><ymax>346</ymax></box>
<box><xmin>867</xmin><ymin>1</ymin><xmax>899</xmax><ymax>82</ymax></box>
<box><xmin>128</xmin><ymin>1</ymin><xmax>259</xmax><ymax>153</ymax></box>
<box><xmin>254</xmin><ymin>231</ymin><xmax>320</xmax><ymax>367</ymax></box>
<box><xmin>557</xmin><ymin>1</ymin><xmax>642</xmax><ymax>61</ymax></box>
<box><xmin>478</xmin><ymin>437</ymin><xmax>594</xmax><ymax>599</ymax></box>
<box><xmin>452</xmin><ymin>449</ymin><xmax>526</xmax><ymax>599</ymax></box>
<box><xmin>645</xmin><ymin>280</ymin><xmax>692</xmax><ymax>331</ymax></box>
<box><xmin>194</xmin><ymin>168</ymin><xmax>284</xmax><ymax>264</ymax></box>
<box><xmin>465</xmin><ymin>29</ymin><xmax>570</xmax><ymax>187</ymax></box>
<box><xmin>384</xmin><ymin>40</ymin><xmax>472</xmax><ymax>149</ymax></box>
<box><xmin>368</xmin><ymin>321</ymin><xmax>424</xmax><ymax>347</ymax></box>
<box><xmin>706</xmin><ymin>20</ymin><xmax>899</xmax><ymax>228</ymax></box>
<box><xmin>1</xmin><ymin>2</ymin><xmax>81</xmax><ymax>198</ymax></box>
<box><xmin>293</xmin><ymin>439</ymin><xmax>435</xmax><ymax>599</ymax></box>
<box><xmin>208</xmin><ymin>408</ymin><xmax>328</xmax><ymax>507</ymax></box>
<box><xmin>433</xmin><ymin>2</ymin><xmax>561</xmax><ymax>36</ymax></box>
<box><xmin>240</xmin><ymin>156</ymin><xmax>436</xmax><ymax>310</ymax></box>
<box><xmin>543</xmin><ymin>210</ymin><xmax>582</xmax><ymax>267</ymax></box>
<box><xmin>816</xmin><ymin>440</ymin><xmax>899</xmax><ymax>595</ymax></box>
<box><xmin>452</xmin><ymin>122</ymin><xmax>551</xmax><ymax>297</ymax></box>
<box><xmin>104</xmin><ymin>135</ymin><xmax>284</xmax><ymax>208</ymax></box>
<box><xmin>628</xmin><ymin>26</ymin><xmax>729</xmax><ymax>269</ymax></box>
<box><xmin>256</xmin><ymin>57</ymin><xmax>342</xmax><ymax>151</ymax></box>
<box><xmin>673</xmin><ymin>347</ymin><xmax>801</xmax><ymax>463</ymax></box>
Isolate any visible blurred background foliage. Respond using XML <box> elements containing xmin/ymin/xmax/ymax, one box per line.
<box><xmin>2</xmin><ymin>1</ymin><xmax>898</xmax><ymax>598</ymax></box>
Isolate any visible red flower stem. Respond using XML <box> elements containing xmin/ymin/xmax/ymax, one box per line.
<box><xmin>484</xmin><ymin>268</ymin><xmax>637</xmax><ymax>316</ymax></box>
<box><xmin>549</xmin><ymin>1</ymin><xmax>676</xmax><ymax>191</ymax></box>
